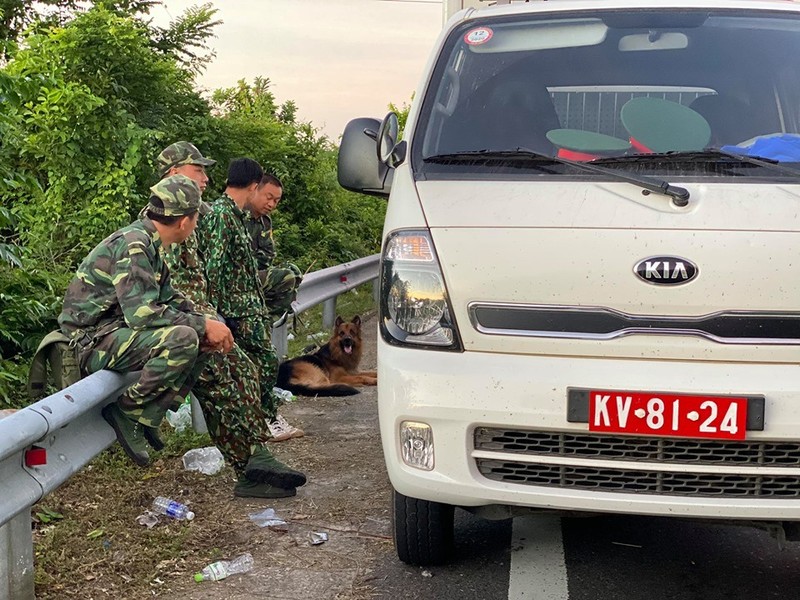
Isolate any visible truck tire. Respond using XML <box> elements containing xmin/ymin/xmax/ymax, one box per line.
<box><xmin>393</xmin><ymin>488</ymin><xmax>455</xmax><ymax>565</ymax></box>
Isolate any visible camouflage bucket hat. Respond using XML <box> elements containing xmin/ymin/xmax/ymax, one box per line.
<box><xmin>148</xmin><ymin>174</ymin><xmax>211</xmax><ymax>217</ymax></box>
<box><xmin>157</xmin><ymin>141</ymin><xmax>216</xmax><ymax>178</ymax></box>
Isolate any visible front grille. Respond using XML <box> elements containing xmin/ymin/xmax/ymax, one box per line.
<box><xmin>475</xmin><ymin>428</ymin><xmax>800</xmax><ymax>467</ymax></box>
<box><xmin>468</xmin><ymin>303</ymin><xmax>800</xmax><ymax>344</ymax></box>
<box><xmin>476</xmin><ymin>459</ymin><xmax>800</xmax><ymax>497</ymax></box>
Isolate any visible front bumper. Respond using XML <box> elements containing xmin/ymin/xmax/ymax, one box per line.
<box><xmin>378</xmin><ymin>339</ymin><xmax>800</xmax><ymax>520</ymax></box>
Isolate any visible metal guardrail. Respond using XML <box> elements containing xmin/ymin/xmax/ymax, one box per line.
<box><xmin>0</xmin><ymin>371</ymin><xmax>137</xmax><ymax>600</ymax></box>
<box><xmin>0</xmin><ymin>254</ymin><xmax>379</xmax><ymax>600</ymax></box>
<box><xmin>273</xmin><ymin>254</ymin><xmax>382</xmax><ymax>358</ymax></box>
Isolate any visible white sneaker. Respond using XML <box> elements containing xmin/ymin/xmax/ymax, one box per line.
<box><xmin>276</xmin><ymin>414</ymin><xmax>305</xmax><ymax>439</ymax></box>
<box><xmin>267</xmin><ymin>419</ymin><xmax>292</xmax><ymax>442</ymax></box>
<box><xmin>268</xmin><ymin>415</ymin><xmax>304</xmax><ymax>442</ymax></box>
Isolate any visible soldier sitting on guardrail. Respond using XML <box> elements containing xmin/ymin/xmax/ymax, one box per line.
<box><xmin>245</xmin><ymin>173</ymin><xmax>303</xmax><ymax>328</ymax></box>
<box><xmin>58</xmin><ymin>175</ymin><xmax>234</xmax><ymax>467</ymax></box>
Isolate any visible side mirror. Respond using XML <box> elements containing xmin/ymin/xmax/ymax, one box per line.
<box><xmin>377</xmin><ymin>112</ymin><xmax>407</xmax><ymax>168</ymax></box>
<box><xmin>338</xmin><ymin>117</ymin><xmax>395</xmax><ymax>198</ymax></box>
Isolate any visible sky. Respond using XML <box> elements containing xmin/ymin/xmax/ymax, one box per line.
<box><xmin>152</xmin><ymin>0</ymin><xmax>444</xmax><ymax>139</ymax></box>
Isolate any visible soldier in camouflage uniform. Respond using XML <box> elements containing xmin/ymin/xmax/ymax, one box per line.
<box><xmin>146</xmin><ymin>142</ymin><xmax>214</xmax><ymax>307</ymax></box>
<box><xmin>154</xmin><ymin>142</ymin><xmax>306</xmax><ymax>497</ymax></box>
<box><xmin>59</xmin><ymin>175</ymin><xmax>234</xmax><ymax>467</ymax></box>
<box><xmin>197</xmin><ymin>158</ymin><xmax>304</xmax><ymax>441</ymax></box>
<box><xmin>245</xmin><ymin>173</ymin><xmax>303</xmax><ymax>326</ymax></box>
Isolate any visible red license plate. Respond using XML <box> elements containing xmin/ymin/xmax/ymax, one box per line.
<box><xmin>588</xmin><ymin>390</ymin><xmax>748</xmax><ymax>440</ymax></box>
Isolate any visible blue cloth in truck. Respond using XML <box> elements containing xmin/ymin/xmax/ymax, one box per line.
<box><xmin>721</xmin><ymin>134</ymin><xmax>800</xmax><ymax>162</ymax></box>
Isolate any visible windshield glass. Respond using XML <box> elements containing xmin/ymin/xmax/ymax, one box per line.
<box><xmin>414</xmin><ymin>9</ymin><xmax>800</xmax><ymax>179</ymax></box>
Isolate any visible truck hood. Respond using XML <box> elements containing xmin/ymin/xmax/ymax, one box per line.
<box><xmin>415</xmin><ymin>180</ymin><xmax>800</xmax><ymax>363</ymax></box>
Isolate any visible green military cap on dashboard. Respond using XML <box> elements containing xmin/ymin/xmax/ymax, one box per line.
<box><xmin>148</xmin><ymin>174</ymin><xmax>211</xmax><ymax>216</ymax></box>
<box><xmin>156</xmin><ymin>141</ymin><xmax>216</xmax><ymax>178</ymax></box>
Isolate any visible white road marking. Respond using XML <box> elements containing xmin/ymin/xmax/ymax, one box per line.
<box><xmin>508</xmin><ymin>516</ymin><xmax>569</xmax><ymax>600</ymax></box>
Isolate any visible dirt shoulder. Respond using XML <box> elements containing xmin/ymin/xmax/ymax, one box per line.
<box><xmin>170</xmin><ymin>313</ymin><xmax>391</xmax><ymax>600</ymax></box>
<box><xmin>34</xmin><ymin>313</ymin><xmax>393</xmax><ymax>599</ymax></box>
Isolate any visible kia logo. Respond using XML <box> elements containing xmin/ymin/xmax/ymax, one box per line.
<box><xmin>634</xmin><ymin>256</ymin><xmax>698</xmax><ymax>285</ymax></box>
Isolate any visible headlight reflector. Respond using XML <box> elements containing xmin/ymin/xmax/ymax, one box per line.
<box><xmin>387</xmin><ymin>270</ymin><xmax>446</xmax><ymax>334</ymax></box>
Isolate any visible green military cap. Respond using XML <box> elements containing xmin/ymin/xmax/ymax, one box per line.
<box><xmin>148</xmin><ymin>174</ymin><xmax>211</xmax><ymax>216</ymax></box>
<box><xmin>156</xmin><ymin>141</ymin><xmax>216</xmax><ymax>178</ymax></box>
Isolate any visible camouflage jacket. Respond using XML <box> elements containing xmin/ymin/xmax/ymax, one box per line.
<box><xmin>245</xmin><ymin>213</ymin><xmax>276</xmax><ymax>271</ymax></box>
<box><xmin>59</xmin><ymin>218</ymin><xmax>206</xmax><ymax>340</ymax></box>
<box><xmin>197</xmin><ymin>194</ymin><xmax>265</xmax><ymax>319</ymax></box>
<box><xmin>161</xmin><ymin>232</ymin><xmax>219</xmax><ymax>319</ymax></box>
<box><xmin>136</xmin><ymin>203</ymin><xmax>215</xmax><ymax>317</ymax></box>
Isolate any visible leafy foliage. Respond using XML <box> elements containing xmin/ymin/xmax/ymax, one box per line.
<box><xmin>149</xmin><ymin>2</ymin><xmax>220</xmax><ymax>73</ymax></box>
<box><xmin>0</xmin><ymin>357</ymin><xmax>27</xmax><ymax>406</ymax></box>
<box><xmin>207</xmin><ymin>78</ymin><xmax>385</xmax><ymax>271</ymax></box>
<box><xmin>5</xmin><ymin>8</ymin><xmax>199</xmax><ymax>264</ymax></box>
<box><xmin>0</xmin><ymin>207</ymin><xmax>20</xmax><ymax>268</ymax></box>
<box><xmin>0</xmin><ymin>0</ymin><xmax>77</xmax><ymax>59</ymax></box>
<box><xmin>388</xmin><ymin>93</ymin><xmax>414</xmax><ymax>134</ymax></box>
<box><xmin>35</xmin><ymin>507</ymin><xmax>65</xmax><ymax>525</ymax></box>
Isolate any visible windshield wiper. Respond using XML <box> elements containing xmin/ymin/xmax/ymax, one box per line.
<box><xmin>684</xmin><ymin>149</ymin><xmax>800</xmax><ymax>178</ymax></box>
<box><xmin>593</xmin><ymin>149</ymin><xmax>800</xmax><ymax>178</ymax></box>
<box><xmin>424</xmin><ymin>149</ymin><xmax>690</xmax><ymax>205</ymax></box>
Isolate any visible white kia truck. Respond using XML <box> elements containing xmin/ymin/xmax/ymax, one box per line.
<box><xmin>338</xmin><ymin>0</ymin><xmax>800</xmax><ymax>565</ymax></box>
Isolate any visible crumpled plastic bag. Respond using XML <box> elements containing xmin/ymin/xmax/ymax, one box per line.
<box><xmin>182</xmin><ymin>447</ymin><xmax>225</xmax><ymax>475</ymax></box>
<box><xmin>165</xmin><ymin>401</ymin><xmax>192</xmax><ymax>433</ymax></box>
<box><xmin>136</xmin><ymin>511</ymin><xmax>160</xmax><ymax>528</ymax></box>
<box><xmin>309</xmin><ymin>531</ymin><xmax>328</xmax><ymax>545</ymax></box>
<box><xmin>248</xmin><ymin>508</ymin><xmax>287</xmax><ymax>528</ymax></box>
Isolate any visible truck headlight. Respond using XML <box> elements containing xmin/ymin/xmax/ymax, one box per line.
<box><xmin>381</xmin><ymin>230</ymin><xmax>462</xmax><ymax>350</ymax></box>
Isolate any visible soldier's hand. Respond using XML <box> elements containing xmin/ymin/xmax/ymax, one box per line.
<box><xmin>204</xmin><ymin>318</ymin><xmax>234</xmax><ymax>353</ymax></box>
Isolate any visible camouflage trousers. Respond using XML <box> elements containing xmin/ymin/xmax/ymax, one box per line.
<box><xmin>227</xmin><ymin>314</ymin><xmax>281</xmax><ymax>420</ymax></box>
<box><xmin>82</xmin><ymin>325</ymin><xmax>201</xmax><ymax>428</ymax></box>
<box><xmin>259</xmin><ymin>262</ymin><xmax>302</xmax><ymax>323</ymax></box>
<box><xmin>192</xmin><ymin>343</ymin><xmax>272</xmax><ymax>476</ymax></box>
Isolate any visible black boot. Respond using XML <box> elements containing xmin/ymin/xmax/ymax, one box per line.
<box><xmin>143</xmin><ymin>426</ymin><xmax>165</xmax><ymax>451</ymax></box>
<box><xmin>244</xmin><ymin>447</ymin><xmax>306</xmax><ymax>488</ymax></box>
<box><xmin>101</xmin><ymin>403</ymin><xmax>150</xmax><ymax>467</ymax></box>
<box><xmin>234</xmin><ymin>477</ymin><xmax>297</xmax><ymax>499</ymax></box>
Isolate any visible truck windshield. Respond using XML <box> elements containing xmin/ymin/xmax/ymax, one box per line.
<box><xmin>414</xmin><ymin>9</ymin><xmax>800</xmax><ymax>180</ymax></box>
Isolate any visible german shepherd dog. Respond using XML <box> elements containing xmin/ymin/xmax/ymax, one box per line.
<box><xmin>277</xmin><ymin>315</ymin><xmax>377</xmax><ymax>397</ymax></box>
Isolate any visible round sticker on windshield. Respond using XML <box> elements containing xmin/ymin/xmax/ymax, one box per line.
<box><xmin>464</xmin><ymin>27</ymin><xmax>493</xmax><ymax>46</ymax></box>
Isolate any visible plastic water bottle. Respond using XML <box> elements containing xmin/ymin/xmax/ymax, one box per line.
<box><xmin>194</xmin><ymin>553</ymin><xmax>254</xmax><ymax>582</ymax></box>
<box><xmin>152</xmin><ymin>496</ymin><xmax>195</xmax><ymax>521</ymax></box>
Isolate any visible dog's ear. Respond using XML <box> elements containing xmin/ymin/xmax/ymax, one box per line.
<box><xmin>351</xmin><ymin>315</ymin><xmax>361</xmax><ymax>327</ymax></box>
<box><xmin>335</xmin><ymin>316</ymin><xmax>344</xmax><ymax>327</ymax></box>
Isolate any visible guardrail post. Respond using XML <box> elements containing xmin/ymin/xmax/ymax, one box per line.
<box><xmin>190</xmin><ymin>394</ymin><xmax>208</xmax><ymax>434</ymax></box>
<box><xmin>322</xmin><ymin>298</ymin><xmax>337</xmax><ymax>330</ymax></box>
<box><xmin>372</xmin><ymin>279</ymin><xmax>380</xmax><ymax>305</ymax></box>
<box><xmin>0</xmin><ymin>511</ymin><xmax>35</xmax><ymax>600</ymax></box>
<box><xmin>272</xmin><ymin>322</ymin><xmax>288</xmax><ymax>360</ymax></box>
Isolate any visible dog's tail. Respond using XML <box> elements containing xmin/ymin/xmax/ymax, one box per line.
<box><xmin>280</xmin><ymin>382</ymin><xmax>360</xmax><ymax>397</ymax></box>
